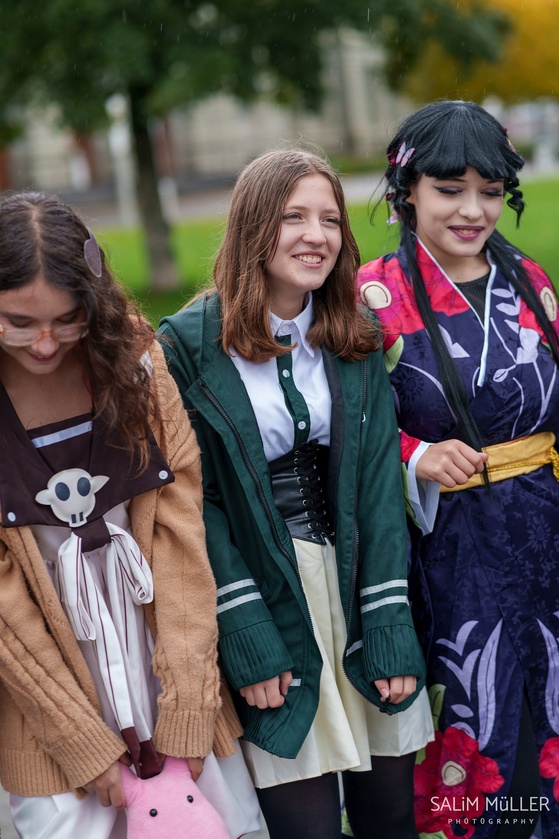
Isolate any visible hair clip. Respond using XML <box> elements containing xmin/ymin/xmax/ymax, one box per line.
<box><xmin>385</xmin><ymin>193</ymin><xmax>400</xmax><ymax>224</ymax></box>
<box><xmin>84</xmin><ymin>229</ymin><xmax>103</xmax><ymax>278</ymax></box>
<box><xmin>504</xmin><ymin>128</ymin><xmax>517</xmax><ymax>154</ymax></box>
<box><xmin>395</xmin><ymin>141</ymin><xmax>415</xmax><ymax>167</ymax></box>
<box><xmin>387</xmin><ymin>151</ymin><xmax>397</xmax><ymax>167</ymax></box>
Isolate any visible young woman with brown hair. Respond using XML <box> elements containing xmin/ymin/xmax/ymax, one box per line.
<box><xmin>0</xmin><ymin>192</ymin><xmax>258</xmax><ymax>839</ymax></box>
<box><xmin>160</xmin><ymin>148</ymin><xmax>433</xmax><ymax>839</ymax></box>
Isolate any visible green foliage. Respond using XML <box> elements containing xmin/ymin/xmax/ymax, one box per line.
<box><xmin>0</xmin><ymin>0</ymin><xmax>510</xmax><ymax>132</ymax></box>
<box><xmin>371</xmin><ymin>0</ymin><xmax>510</xmax><ymax>89</ymax></box>
<box><xmin>100</xmin><ymin>177</ymin><xmax>559</xmax><ymax>326</ymax></box>
<box><xmin>0</xmin><ymin>6</ymin><xmax>49</xmax><ymax>140</ymax></box>
<box><xmin>402</xmin><ymin>0</ymin><xmax>559</xmax><ymax>105</ymax></box>
<box><xmin>0</xmin><ymin>0</ymin><xmax>511</xmax><ymax>289</ymax></box>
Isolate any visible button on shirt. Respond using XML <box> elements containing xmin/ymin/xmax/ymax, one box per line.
<box><xmin>230</xmin><ymin>296</ymin><xmax>332</xmax><ymax>462</ymax></box>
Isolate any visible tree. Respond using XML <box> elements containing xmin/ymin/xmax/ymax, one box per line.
<box><xmin>1</xmin><ymin>0</ymin><xmax>510</xmax><ymax>289</ymax></box>
<box><xmin>0</xmin><ymin>6</ymin><xmax>49</xmax><ymax>188</ymax></box>
<box><xmin>402</xmin><ymin>0</ymin><xmax>559</xmax><ymax>104</ymax></box>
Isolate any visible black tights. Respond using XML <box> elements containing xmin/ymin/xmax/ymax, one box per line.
<box><xmin>343</xmin><ymin>753</ymin><xmax>418</xmax><ymax>839</ymax></box>
<box><xmin>256</xmin><ymin>752</ymin><xmax>418</xmax><ymax>839</ymax></box>
<box><xmin>257</xmin><ymin>773</ymin><xmax>341</xmax><ymax>839</ymax></box>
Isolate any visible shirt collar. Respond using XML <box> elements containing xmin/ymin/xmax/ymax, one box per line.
<box><xmin>270</xmin><ymin>293</ymin><xmax>315</xmax><ymax>357</ymax></box>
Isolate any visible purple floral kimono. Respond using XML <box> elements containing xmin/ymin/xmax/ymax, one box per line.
<box><xmin>358</xmin><ymin>238</ymin><xmax>559</xmax><ymax>839</ymax></box>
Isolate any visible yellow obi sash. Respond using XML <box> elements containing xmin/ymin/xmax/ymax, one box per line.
<box><xmin>440</xmin><ymin>431</ymin><xmax>559</xmax><ymax>493</ymax></box>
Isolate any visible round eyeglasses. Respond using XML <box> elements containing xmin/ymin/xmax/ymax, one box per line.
<box><xmin>0</xmin><ymin>323</ymin><xmax>88</xmax><ymax>347</ymax></box>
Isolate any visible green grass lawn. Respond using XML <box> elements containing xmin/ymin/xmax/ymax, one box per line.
<box><xmin>97</xmin><ymin>177</ymin><xmax>559</xmax><ymax>327</ymax></box>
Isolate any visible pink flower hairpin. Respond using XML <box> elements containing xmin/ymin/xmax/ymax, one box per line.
<box><xmin>395</xmin><ymin>141</ymin><xmax>415</xmax><ymax>167</ymax></box>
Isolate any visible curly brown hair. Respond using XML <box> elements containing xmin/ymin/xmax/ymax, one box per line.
<box><xmin>209</xmin><ymin>148</ymin><xmax>379</xmax><ymax>361</ymax></box>
<box><xmin>0</xmin><ymin>191</ymin><xmax>157</xmax><ymax>466</ymax></box>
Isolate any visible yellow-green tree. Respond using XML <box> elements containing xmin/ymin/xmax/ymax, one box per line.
<box><xmin>403</xmin><ymin>0</ymin><xmax>559</xmax><ymax>104</ymax></box>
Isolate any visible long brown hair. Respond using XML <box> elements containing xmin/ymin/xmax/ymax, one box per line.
<box><xmin>211</xmin><ymin>148</ymin><xmax>379</xmax><ymax>361</ymax></box>
<box><xmin>0</xmin><ymin>191</ymin><xmax>156</xmax><ymax>465</ymax></box>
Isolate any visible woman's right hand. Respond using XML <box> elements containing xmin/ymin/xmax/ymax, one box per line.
<box><xmin>240</xmin><ymin>671</ymin><xmax>293</xmax><ymax>709</ymax></box>
<box><xmin>84</xmin><ymin>751</ymin><xmax>132</xmax><ymax>809</ymax></box>
<box><xmin>84</xmin><ymin>760</ymin><xmax>126</xmax><ymax>809</ymax></box>
<box><xmin>416</xmin><ymin>440</ymin><xmax>488</xmax><ymax>488</ymax></box>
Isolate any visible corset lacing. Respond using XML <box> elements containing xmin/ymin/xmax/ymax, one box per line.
<box><xmin>269</xmin><ymin>439</ymin><xmax>334</xmax><ymax>544</ymax></box>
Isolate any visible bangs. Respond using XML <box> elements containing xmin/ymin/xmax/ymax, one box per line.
<box><xmin>421</xmin><ymin>142</ymin><xmax>511</xmax><ymax>182</ymax></box>
<box><xmin>399</xmin><ymin>102</ymin><xmax>524</xmax><ymax>183</ymax></box>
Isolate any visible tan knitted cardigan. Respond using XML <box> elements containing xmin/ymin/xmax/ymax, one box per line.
<box><xmin>0</xmin><ymin>340</ymin><xmax>241</xmax><ymax>797</ymax></box>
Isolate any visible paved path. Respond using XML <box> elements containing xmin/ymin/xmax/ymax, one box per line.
<box><xmin>67</xmin><ymin>173</ymin><xmax>383</xmax><ymax>230</ymax></box>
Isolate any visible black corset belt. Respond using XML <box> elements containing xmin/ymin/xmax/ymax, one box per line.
<box><xmin>268</xmin><ymin>440</ymin><xmax>334</xmax><ymax>544</ymax></box>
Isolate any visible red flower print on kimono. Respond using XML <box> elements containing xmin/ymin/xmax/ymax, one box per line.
<box><xmin>357</xmin><ymin>242</ymin><xmax>477</xmax><ymax>356</ymax></box>
<box><xmin>357</xmin><ymin>255</ymin><xmax>426</xmax><ymax>351</ymax></box>
<box><xmin>517</xmin><ymin>257</ymin><xmax>559</xmax><ymax>346</ymax></box>
<box><xmin>540</xmin><ymin>737</ymin><xmax>559</xmax><ymax>803</ymax></box>
<box><xmin>415</xmin><ymin>246</ymin><xmax>471</xmax><ymax>320</ymax></box>
<box><xmin>415</xmin><ymin>727</ymin><xmax>504</xmax><ymax>838</ymax></box>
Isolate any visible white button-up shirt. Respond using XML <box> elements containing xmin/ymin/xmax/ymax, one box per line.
<box><xmin>230</xmin><ymin>296</ymin><xmax>332</xmax><ymax>462</ymax></box>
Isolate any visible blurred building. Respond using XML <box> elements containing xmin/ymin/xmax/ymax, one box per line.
<box><xmin>6</xmin><ymin>27</ymin><xmax>554</xmax><ymax>205</ymax></box>
<box><xmin>3</xmin><ymin>30</ymin><xmax>411</xmax><ymax>195</ymax></box>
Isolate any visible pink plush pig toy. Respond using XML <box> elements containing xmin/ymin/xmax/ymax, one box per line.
<box><xmin>120</xmin><ymin>756</ymin><xmax>231</xmax><ymax>838</ymax></box>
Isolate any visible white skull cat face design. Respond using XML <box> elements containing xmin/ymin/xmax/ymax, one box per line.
<box><xmin>35</xmin><ymin>469</ymin><xmax>110</xmax><ymax>527</ymax></box>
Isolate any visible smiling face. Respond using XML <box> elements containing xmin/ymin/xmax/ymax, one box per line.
<box><xmin>406</xmin><ymin>166</ymin><xmax>505</xmax><ymax>281</ymax></box>
<box><xmin>0</xmin><ymin>274</ymin><xmax>84</xmax><ymax>378</ymax></box>
<box><xmin>264</xmin><ymin>173</ymin><xmax>343</xmax><ymax>319</ymax></box>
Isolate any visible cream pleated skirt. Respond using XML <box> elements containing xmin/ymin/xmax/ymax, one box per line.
<box><xmin>241</xmin><ymin>538</ymin><xmax>434</xmax><ymax>789</ymax></box>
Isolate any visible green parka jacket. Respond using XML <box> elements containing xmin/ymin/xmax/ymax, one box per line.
<box><xmin>159</xmin><ymin>293</ymin><xmax>425</xmax><ymax>759</ymax></box>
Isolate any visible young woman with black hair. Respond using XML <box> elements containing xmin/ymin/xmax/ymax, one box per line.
<box><xmin>358</xmin><ymin>100</ymin><xmax>559</xmax><ymax>839</ymax></box>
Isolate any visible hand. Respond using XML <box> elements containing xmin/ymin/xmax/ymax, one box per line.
<box><xmin>416</xmin><ymin>440</ymin><xmax>488</xmax><ymax>488</ymax></box>
<box><xmin>186</xmin><ymin>756</ymin><xmax>204</xmax><ymax>781</ymax></box>
<box><xmin>84</xmin><ymin>760</ymin><xmax>126</xmax><ymax>809</ymax></box>
<box><xmin>239</xmin><ymin>671</ymin><xmax>293</xmax><ymax>709</ymax></box>
<box><xmin>374</xmin><ymin>675</ymin><xmax>417</xmax><ymax>705</ymax></box>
